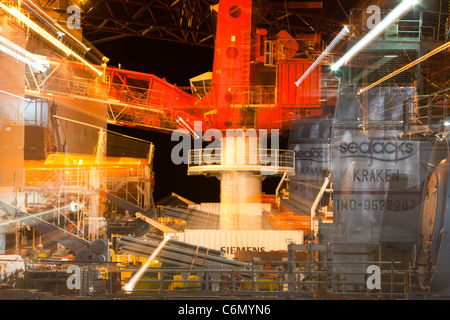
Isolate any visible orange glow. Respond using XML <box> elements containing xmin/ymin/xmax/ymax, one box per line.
<box><xmin>34</xmin><ymin>153</ymin><xmax>147</xmax><ymax>168</ymax></box>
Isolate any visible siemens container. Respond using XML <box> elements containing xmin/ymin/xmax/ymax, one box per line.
<box><xmin>166</xmin><ymin>230</ymin><xmax>304</xmax><ymax>258</ymax></box>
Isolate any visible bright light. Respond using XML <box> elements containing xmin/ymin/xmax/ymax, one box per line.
<box><xmin>177</xmin><ymin>116</ymin><xmax>200</xmax><ymax>139</ymax></box>
<box><xmin>123</xmin><ymin>236</ymin><xmax>171</xmax><ymax>293</ymax></box>
<box><xmin>0</xmin><ymin>204</ymin><xmax>71</xmax><ymax>227</ymax></box>
<box><xmin>331</xmin><ymin>0</ymin><xmax>420</xmax><ymax>71</ymax></box>
<box><xmin>0</xmin><ymin>42</ymin><xmax>48</xmax><ymax>73</ymax></box>
<box><xmin>295</xmin><ymin>26</ymin><xmax>349</xmax><ymax>87</ymax></box>
<box><xmin>0</xmin><ymin>3</ymin><xmax>102</xmax><ymax>77</ymax></box>
<box><xmin>25</xmin><ymin>0</ymin><xmax>91</xmax><ymax>52</ymax></box>
<box><xmin>0</xmin><ymin>35</ymin><xmax>49</xmax><ymax>72</ymax></box>
<box><xmin>69</xmin><ymin>202</ymin><xmax>79</xmax><ymax>212</ymax></box>
<box><xmin>0</xmin><ymin>89</ymin><xmax>31</xmax><ymax>101</ymax></box>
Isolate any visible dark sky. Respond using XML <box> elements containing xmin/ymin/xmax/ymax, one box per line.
<box><xmin>107</xmin><ymin>123</ymin><xmax>221</xmax><ymax>204</ymax></box>
<box><xmin>94</xmin><ymin>38</ymin><xmax>215</xmax><ymax>203</ymax></box>
<box><xmin>93</xmin><ymin>37</ymin><xmax>214</xmax><ymax>87</ymax></box>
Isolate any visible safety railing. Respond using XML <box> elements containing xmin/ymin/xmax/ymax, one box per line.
<box><xmin>220</xmin><ymin>85</ymin><xmax>277</xmax><ymax>106</ymax></box>
<box><xmin>403</xmin><ymin>94</ymin><xmax>450</xmax><ymax>135</ymax></box>
<box><xmin>25</xmin><ymin>71</ymin><xmax>166</xmax><ymax>109</ymax></box>
<box><xmin>105</xmin><ymin>166</ymin><xmax>146</xmax><ymax>198</ymax></box>
<box><xmin>15</xmin><ymin>258</ymin><xmax>414</xmax><ymax>299</ymax></box>
<box><xmin>179</xmin><ymin>84</ymin><xmax>277</xmax><ymax>106</ymax></box>
<box><xmin>23</xmin><ymin>163</ymin><xmax>146</xmax><ymax>210</ymax></box>
<box><xmin>350</xmin><ymin>9</ymin><xmax>450</xmax><ymax>42</ymax></box>
<box><xmin>188</xmin><ymin>148</ymin><xmax>295</xmax><ymax>175</ymax></box>
<box><xmin>264</xmin><ymin>38</ymin><xmax>329</xmax><ymax>62</ymax></box>
<box><xmin>25</xmin><ymin>166</ymin><xmax>145</xmax><ymax>186</ymax></box>
<box><xmin>24</xmin><ymin>59</ymin><xmax>200</xmax><ymax>133</ymax></box>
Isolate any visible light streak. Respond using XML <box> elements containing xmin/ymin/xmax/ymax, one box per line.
<box><xmin>123</xmin><ymin>235</ymin><xmax>171</xmax><ymax>292</ymax></box>
<box><xmin>0</xmin><ymin>204</ymin><xmax>71</xmax><ymax>227</ymax></box>
<box><xmin>295</xmin><ymin>26</ymin><xmax>349</xmax><ymax>87</ymax></box>
<box><xmin>177</xmin><ymin>116</ymin><xmax>200</xmax><ymax>139</ymax></box>
<box><xmin>0</xmin><ymin>42</ymin><xmax>47</xmax><ymax>73</ymax></box>
<box><xmin>331</xmin><ymin>0</ymin><xmax>420</xmax><ymax>71</ymax></box>
<box><xmin>0</xmin><ymin>34</ymin><xmax>49</xmax><ymax>72</ymax></box>
<box><xmin>0</xmin><ymin>3</ymin><xmax>102</xmax><ymax>76</ymax></box>
<box><xmin>0</xmin><ymin>89</ymin><xmax>31</xmax><ymax>101</ymax></box>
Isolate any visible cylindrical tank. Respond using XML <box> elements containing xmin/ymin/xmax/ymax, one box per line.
<box><xmin>219</xmin><ymin>134</ymin><xmax>262</xmax><ymax>230</ymax></box>
<box><xmin>220</xmin><ymin>172</ymin><xmax>262</xmax><ymax>230</ymax></box>
<box><xmin>331</xmin><ymin>88</ymin><xmax>432</xmax><ymax>247</ymax></box>
<box><xmin>332</xmin><ymin>128</ymin><xmax>431</xmax><ymax>244</ymax></box>
<box><xmin>415</xmin><ymin>137</ymin><xmax>450</xmax><ymax>295</ymax></box>
<box><xmin>325</xmin><ymin>87</ymin><xmax>433</xmax><ymax>293</ymax></box>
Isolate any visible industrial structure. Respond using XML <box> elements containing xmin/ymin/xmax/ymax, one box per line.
<box><xmin>0</xmin><ymin>0</ymin><xmax>449</xmax><ymax>300</ymax></box>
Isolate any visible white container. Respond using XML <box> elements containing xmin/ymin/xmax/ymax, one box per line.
<box><xmin>166</xmin><ymin>230</ymin><xmax>304</xmax><ymax>258</ymax></box>
<box><xmin>189</xmin><ymin>203</ymin><xmax>221</xmax><ymax>215</ymax></box>
<box><xmin>189</xmin><ymin>203</ymin><xmax>272</xmax><ymax>216</ymax></box>
<box><xmin>189</xmin><ymin>202</ymin><xmax>273</xmax><ymax>230</ymax></box>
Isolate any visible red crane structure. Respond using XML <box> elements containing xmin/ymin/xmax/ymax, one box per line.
<box><xmin>26</xmin><ymin>0</ymin><xmax>338</xmax><ymax>135</ymax></box>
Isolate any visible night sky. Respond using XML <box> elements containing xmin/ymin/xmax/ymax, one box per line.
<box><xmin>93</xmin><ymin>37</ymin><xmax>284</xmax><ymax>204</ymax></box>
<box><xmin>93</xmin><ymin>37</ymin><xmax>215</xmax><ymax>87</ymax></box>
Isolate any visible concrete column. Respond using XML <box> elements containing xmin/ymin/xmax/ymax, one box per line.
<box><xmin>219</xmin><ymin>134</ymin><xmax>263</xmax><ymax>230</ymax></box>
<box><xmin>219</xmin><ymin>171</ymin><xmax>262</xmax><ymax>230</ymax></box>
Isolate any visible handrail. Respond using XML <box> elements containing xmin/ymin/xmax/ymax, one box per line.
<box><xmin>310</xmin><ymin>176</ymin><xmax>330</xmax><ymax>239</ymax></box>
<box><xmin>188</xmin><ymin>148</ymin><xmax>295</xmax><ymax>169</ymax></box>
<box><xmin>403</xmin><ymin>94</ymin><xmax>450</xmax><ymax>135</ymax></box>
<box><xmin>349</xmin><ymin>8</ymin><xmax>450</xmax><ymax>42</ymax></box>
<box><xmin>22</xmin><ymin>257</ymin><xmax>411</xmax><ymax>298</ymax></box>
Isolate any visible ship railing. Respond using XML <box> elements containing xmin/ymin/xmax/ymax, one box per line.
<box><xmin>216</xmin><ymin>85</ymin><xmax>276</xmax><ymax>106</ymax></box>
<box><xmin>24</xmin><ymin>163</ymin><xmax>148</xmax><ymax>211</ymax></box>
<box><xmin>177</xmin><ymin>85</ymin><xmax>277</xmax><ymax>106</ymax></box>
<box><xmin>24</xmin><ymin>167</ymin><xmax>91</xmax><ymax>195</ymax></box>
<box><xmin>106</xmin><ymin>166</ymin><xmax>145</xmax><ymax>180</ymax></box>
<box><xmin>26</xmin><ymin>166</ymin><xmax>145</xmax><ymax>185</ymax></box>
<box><xmin>25</xmin><ymin>69</ymin><xmax>186</xmax><ymax>132</ymax></box>
<box><xmin>25</xmin><ymin>71</ymin><xmax>166</xmax><ymax>109</ymax></box>
<box><xmin>19</xmin><ymin>258</ymin><xmax>412</xmax><ymax>299</ymax></box>
<box><xmin>350</xmin><ymin>9</ymin><xmax>450</xmax><ymax>42</ymax></box>
<box><xmin>23</xmin><ymin>167</ymin><xmax>88</xmax><ymax>208</ymax></box>
<box><xmin>24</xmin><ymin>168</ymin><xmax>63</xmax><ymax>208</ymax></box>
<box><xmin>417</xmin><ymin>11</ymin><xmax>450</xmax><ymax>41</ymax></box>
<box><xmin>403</xmin><ymin>94</ymin><xmax>450</xmax><ymax>135</ymax></box>
<box><xmin>106</xmin><ymin>104</ymin><xmax>181</xmax><ymax>133</ymax></box>
<box><xmin>265</xmin><ymin>38</ymin><xmax>331</xmax><ymax>64</ymax></box>
<box><xmin>25</xmin><ymin>167</ymin><xmax>63</xmax><ymax>188</ymax></box>
<box><xmin>106</xmin><ymin>166</ymin><xmax>146</xmax><ymax>194</ymax></box>
<box><xmin>179</xmin><ymin>80</ymin><xmax>338</xmax><ymax>109</ymax></box>
<box><xmin>188</xmin><ymin>148</ymin><xmax>295</xmax><ymax>175</ymax></box>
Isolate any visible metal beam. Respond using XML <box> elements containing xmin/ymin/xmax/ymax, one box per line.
<box><xmin>119</xmin><ymin>235</ymin><xmax>249</xmax><ymax>269</ymax></box>
<box><xmin>161</xmin><ymin>206</ymin><xmax>220</xmax><ymax>229</ymax></box>
<box><xmin>104</xmin><ymin>191</ymin><xmax>157</xmax><ymax>219</ymax></box>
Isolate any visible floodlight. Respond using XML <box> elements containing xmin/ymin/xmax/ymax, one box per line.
<box><xmin>331</xmin><ymin>0</ymin><xmax>420</xmax><ymax>71</ymax></box>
